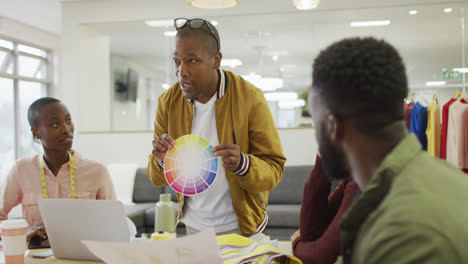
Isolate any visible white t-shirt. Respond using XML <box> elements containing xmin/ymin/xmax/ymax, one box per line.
<box><xmin>180</xmin><ymin>94</ymin><xmax>239</xmax><ymax>233</ymax></box>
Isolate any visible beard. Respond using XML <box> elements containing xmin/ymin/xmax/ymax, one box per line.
<box><xmin>318</xmin><ymin>126</ymin><xmax>351</xmax><ymax>181</ymax></box>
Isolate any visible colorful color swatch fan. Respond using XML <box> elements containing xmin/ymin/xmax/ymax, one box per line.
<box><xmin>164</xmin><ymin>135</ymin><xmax>218</xmax><ymax>196</ymax></box>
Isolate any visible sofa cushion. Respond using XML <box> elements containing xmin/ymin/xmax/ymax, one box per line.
<box><xmin>108</xmin><ymin>163</ymin><xmax>138</xmax><ymax>204</ymax></box>
<box><xmin>163</xmin><ymin>187</ymin><xmax>178</xmax><ymax>201</ymax></box>
<box><xmin>266</xmin><ymin>204</ymin><xmax>301</xmax><ymax>227</ymax></box>
<box><xmin>133</xmin><ymin>168</ymin><xmax>165</xmax><ymax>203</ymax></box>
<box><xmin>125</xmin><ymin>203</ymin><xmax>154</xmax><ymax>233</ymax></box>
<box><xmin>264</xmin><ymin>227</ymin><xmax>298</xmax><ymax>241</ymax></box>
<box><xmin>268</xmin><ymin>165</ymin><xmax>312</xmax><ymax>204</ymax></box>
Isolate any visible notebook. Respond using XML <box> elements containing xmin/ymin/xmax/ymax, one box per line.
<box><xmin>38</xmin><ymin>198</ymin><xmax>130</xmax><ymax>261</ymax></box>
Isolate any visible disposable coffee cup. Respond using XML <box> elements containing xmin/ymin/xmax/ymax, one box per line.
<box><xmin>1</xmin><ymin>219</ymin><xmax>28</xmax><ymax>264</ymax></box>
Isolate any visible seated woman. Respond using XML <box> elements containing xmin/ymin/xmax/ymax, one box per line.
<box><xmin>0</xmin><ymin>97</ymin><xmax>116</xmax><ymax>230</ymax></box>
<box><xmin>291</xmin><ymin>155</ymin><xmax>359</xmax><ymax>264</ymax></box>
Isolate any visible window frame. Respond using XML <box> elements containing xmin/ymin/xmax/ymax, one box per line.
<box><xmin>0</xmin><ymin>35</ymin><xmax>53</xmax><ymax>159</ymax></box>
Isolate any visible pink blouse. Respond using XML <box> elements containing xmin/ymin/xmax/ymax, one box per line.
<box><xmin>0</xmin><ymin>151</ymin><xmax>116</xmax><ymax>227</ymax></box>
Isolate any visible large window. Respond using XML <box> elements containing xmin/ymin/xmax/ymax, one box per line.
<box><xmin>0</xmin><ymin>37</ymin><xmax>51</xmax><ymax>178</ymax></box>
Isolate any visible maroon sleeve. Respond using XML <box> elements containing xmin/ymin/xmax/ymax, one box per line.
<box><xmin>404</xmin><ymin>103</ymin><xmax>414</xmax><ymax>130</ymax></box>
<box><xmin>292</xmin><ymin>165</ymin><xmax>359</xmax><ymax>264</ymax></box>
<box><xmin>296</xmin><ymin>155</ymin><xmax>332</xmax><ymax>241</ymax></box>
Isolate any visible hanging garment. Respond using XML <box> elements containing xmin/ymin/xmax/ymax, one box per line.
<box><xmin>409</xmin><ymin>102</ymin><xmax>428</xmax><ymax>150</ymax></box>
<box><xmin>463</xmin><ymin>107</ymin><xmax>468</xmax><ymax>170</ymax></box>
<box><xmin>426</xmin><ymin>102</ymin><xmax>441</xmax><ymax>157</ymax></box>
<box><xmin>404</xmin><ymin>103</ymin><xmax>414</xmax><ymax>130</ymax></box>
<box><xmin>446</xmin><ymin>101</ymin><xmax>468</xmax><ymax>169</ymax></box>
<box><xmin>441</xmin><ymin>98</ymin><xmax>467</xmax><ymax>159</ymax></box>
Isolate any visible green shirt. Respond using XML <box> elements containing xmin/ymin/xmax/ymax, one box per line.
<box><xmin>340</xmin><ymin>134</ymin><xmax>468</xmax><ymax>264</ymax></box>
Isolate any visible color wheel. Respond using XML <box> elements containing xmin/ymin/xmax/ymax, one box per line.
<box><xmin>164</xmin><ymin>135</ymin><xmax>218</xmax><ymax>196</ymax></box>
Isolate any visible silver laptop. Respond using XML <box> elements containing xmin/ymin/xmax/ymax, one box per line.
<box><xmin>39</xmin><ymin>198</ymin><xmax>130</xmax><ymax>261</ymax></box>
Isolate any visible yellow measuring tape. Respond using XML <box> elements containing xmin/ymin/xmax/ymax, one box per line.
<box><xmin>40</xmin><ymin>151</ymin><xmax>75</xmax><ymax>199</ymax></box>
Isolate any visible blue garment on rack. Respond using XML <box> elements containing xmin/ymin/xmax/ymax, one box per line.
<box><xmin>409</xmin><ymin>102</ymin><xmax>428</xmax><ymax>150</ymax></box>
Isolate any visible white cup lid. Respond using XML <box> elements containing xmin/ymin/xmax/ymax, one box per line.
<box><xmin>1</xmin><ymin>219</ymin><xmax>28</xmax><ymax>229</ymax></box>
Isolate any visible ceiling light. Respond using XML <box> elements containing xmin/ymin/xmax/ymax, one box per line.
<box><xmin>279</xmin><ymin>99</ymin><xmax>306</xmax><ymax>109</ymax></box>
<box><xmin>221</xmin><ymin>59</ymin><xmax>243</xmax><ymax>68</ymax></box>
<box><xmin>453</xmin><ymin>68</ymin><xmax>468</xmax><ymax>73</ymax></box>
<box><xmin>409</xmin><ymin>10</ymin><xmax>418</xmax><ymax>15</ymax></box>
<box><xmin>241</xmin><ymin>73</ymin><xmax>283</xmax><ymax>91</ymax></box>
<box><xmin>211</xmin><ymin>21</ymin><xmax>219</xmax><ymax>26</ymax></box>
<box><xmin>272</xmin><ymin>55</ymin><xmax>279</xmax><ymax>61</ymax></box>
<box><xmin>162</xmin><ymin>83</ymin><xmax>171</xmax><ymax>90</ymax></box>
<box><xmin>163</xmin><ymin>31</ymin><xmax>177</xmax><ymax>37</ymax></box>
<box><xmin>293</xmin><ymin>0</ymin><xmax>320</xmax><ymax>10</ymax></box>
<box><xmin>188</xmin><ymin>0</ymin><xmax>239</xmax><ymax>9</ymax></box>
<box><xmin>144</xmin><ymin>19</ymin><xmax>174</xmax><ymax>27</ymax></box>
<box><xmin>444</xmin><ymin>8</ymin><xmax>452</xmax><ymax>13</ymax></box>
<box><xmin>351</xmin><ymin>20</ymin><xmax>391</xmax><ymax>27</ymax></box>
<box><xmin>280</xmin><ymin>64</ymin><xmax>297</xmax><ymax>72</ymax></box>
<box><xmin>425</xmin><ymin>81</ymin><xmax>446</xmax><ymax>86</ymax></box>
<box><xmin>264</xmin><ymin>92</ymin><xmax>298</xmax><ymax>101</ymax></box>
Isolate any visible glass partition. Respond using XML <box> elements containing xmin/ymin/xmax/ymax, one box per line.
<box><xmin>83</xmin><ymin>3</ymin><xmax>467</xmax><ymax>130</ymax></box>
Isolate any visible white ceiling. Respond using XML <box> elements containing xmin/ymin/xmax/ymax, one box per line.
<box><xmin>87</xmin><ymin>1</ymin><xmax>468</xmax><ymax>92</ymax></box>
<box><xmin>0</xmin><ymin>0</ymin><xmax>62</xmax><ymax>34</ymax></box>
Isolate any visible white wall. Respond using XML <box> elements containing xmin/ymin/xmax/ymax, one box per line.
<box><xmin>110</xmin><ymin>55</ymin><xmax>165</xmax><ymax>130</ymax></box>
<box><xmin>75</xmin><ymin>128</ymin><xmax>318</xmax><ymax>167</ymax></box>
<box><xmin>62</xmin><ymin>0</ymin><xmax>450</xmax><ymax>168</ymax></box>
<box><xmin>60</xmin><ymin>1</ymin><xmax>319</xmax><ymax>166</ymax></box>
<box><xmin>79</xmin><ymin>26</ymin><xmax>111</xmax><ymax>131</ymax></box>
<box><xmin>60</xmin><ymin>0</ymin><xmax>298</xmax><ymax>136</ymax></box>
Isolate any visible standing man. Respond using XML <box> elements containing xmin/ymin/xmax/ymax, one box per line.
<box><xmin>309</xmin><ymin>37</ymin><xmax>468</xmax><ymax>263</ymax></box>
<box><xmin>148</xmin><ymin>18</ymin><xmax>286</xmax><ymax>235</ymax></box>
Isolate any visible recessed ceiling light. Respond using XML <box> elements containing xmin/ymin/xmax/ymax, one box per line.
<box><xmin>293</xmin><ymin>0</ymin><xmax>320</xmax><ymax>10</ymax></box>
<box><xmin>409</xmin><ymin>10</ymin><xmax>418</xmax><ymax>15</ymax></box>
<box><xmin>444</xmin><ymin>8</ymin><xmax>452</xmax><ymax>13</ymax></box>
<box><xmin>221</xmin><ymin>59</ymin><xmax>242</xmax><ymax>68</ymax></box>
<box><xmin>144</xmin><ymin>19</ymin><xmax>174</xmax><ymax>27</ymax></box>
<box><xmin>241</xmin><ymin>73</ymin><xmax>283</xmax><ymax>91</ymax></box>
<box><xmin>278</xmin><ymin>99</ymin><xmax>306</xmax><ymax>109</ymax></box>
<box><xmin>272</xmin><ymin>55</ymin><xmax>279</xmax><ymax>61</ymax></box>
<box><xmin>211</xmin><ymin>21</ymin><xmax>219</xmax><ymax>26</ymax></box>
<box><xmin>163</xmin><ymin>31</ymin><xmax>177</xmax><ymax>37</ymax></box>
<box><xmin>425</xmin><ymin>81</ymin><xmax>446</xmax><ymax>86</ymax></box>
<box><xmin>188</xmin><ymin>0</ymin><xmax>239</xmax><ymax>9</ymax></box>
<box><xmin>350</xmin><ymin>20</ymin><xmax>391</xmax><ymax>27</ymax></box>
<box><xmin>162</xmin><ymin>83</ymin><xmax>171</xmax><ymax>90</ymax></box>
<box><xmin>265</xmin><ymin>92</ymin><xmax>298</xmax><ymax>101</ymax></box>
<box><xmin>453</xmin><ymin>68</ymin><xmax>468</xmax><ymax>73</ymax></box>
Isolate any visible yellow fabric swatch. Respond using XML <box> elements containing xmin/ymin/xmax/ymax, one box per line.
<box><xmin>217</xmin><ymin>234</ymin><xmax>302</xmax><ymax>264</ymax></box>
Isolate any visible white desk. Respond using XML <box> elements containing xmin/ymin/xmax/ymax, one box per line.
<box><xmin>24</xmin><ymin>241</ymin><xmax>292</xmax><ymax>263</ymax></box>
<box><xmin>25</xmin><ymin>249</ymin><xmax>102</xmax><ymax>264</ymax></box>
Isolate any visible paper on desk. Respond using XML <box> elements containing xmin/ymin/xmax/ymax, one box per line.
<box><xmin>82</xmin><ymin>230</ymin><xmax>222</xmax><ymax>264</ymax></box>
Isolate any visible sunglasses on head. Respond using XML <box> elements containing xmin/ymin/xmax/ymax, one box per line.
<box><xmin>174</xmin><ymin>18</ymin><xmax>220</xmax><ymax>52</ymax></box>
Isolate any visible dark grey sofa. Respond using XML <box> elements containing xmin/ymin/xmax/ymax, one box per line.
<box><xmin>125</xmin><ymin>168</ymin><xmax>180</xmax><ymax>234</ymax></box>
<box><xmin>126</xmin><ymin>165</ymin><xmax>312</xmax><ymax>240</ymax></box>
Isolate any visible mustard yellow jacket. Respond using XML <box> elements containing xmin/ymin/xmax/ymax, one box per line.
<box><xmin>147</xmin><ymin>69</ymin><xmax>286</xmax><ymax>234</ymax></box>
